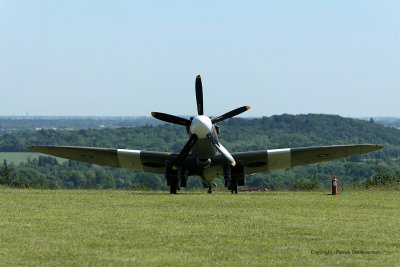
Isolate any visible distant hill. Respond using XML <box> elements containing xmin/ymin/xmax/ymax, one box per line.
<box><xmin>1</xmin><ymin>114</ymin><xmax>399</xmax><ymax>190</ymax></box>
<box><xmin>357</xmin><ymin>116</ymin><xmax>400</xmax><ymax>128</ymax></box>
<box><xmin>0</xmin><ymin>116</ymin><xmax>163</xmax><ymax>134</ymax></box>
<box><xmin>1</xmin><ymin>113</ymin><xmax>399</xmax><ymax>155</ymax></box>
<box><xmin>2</xmin><ymin>114</ymin><xmax>399</xmax><ymax>133</ymax></box>
<box><xmin>374</xmin><ymin>117</ymin><xmax>400</xmax><ymax>128</ymax></box>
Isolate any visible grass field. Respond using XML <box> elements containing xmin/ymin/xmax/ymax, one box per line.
<box><xmin>0</xmin><ymin>188</ymin><xmax>399</xmax><ymax>266</ymax></box>
<box><xmin>0</xmin><ymin>152</ymin><xmax>66</xmax><ymax>165</ymax></box>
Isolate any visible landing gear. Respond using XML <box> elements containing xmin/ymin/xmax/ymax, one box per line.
<box><xmin>225</xmin><ymin>165</ymin><xmax>238</xmax><ymax>194</ymax></box>
<box><xmin>167</xmin><ymin>165</ymin><xmax>187</xmax><ymax>194</ymax></box>
<box><xmin>231</xmin><ymin>176</ymin><xmax>238</xmax><ymax>194</ymax></box>
<box><xmin>169</xmin><ymin>175</ymin><xmax>179</xmax><ymax>194</ymax></box>
<box><xmin>170</xmin><ymin>181</ymin><xmax>177</xmax><ymax>194</ymax></box>
<box><xmin>208</xmin><ymin>186</ymin><xmax>212</xmax><ymax>194</ymax></box>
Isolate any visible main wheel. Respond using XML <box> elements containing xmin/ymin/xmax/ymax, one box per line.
<box><xmin>170</xmin><ymin>176</ymin><xmax>178</xmax><ymax>194</ymax></box>
<box><xmin>231</xmin><ymin>176</ymin><xmax>238</xmax><ymax>194</ymax></box>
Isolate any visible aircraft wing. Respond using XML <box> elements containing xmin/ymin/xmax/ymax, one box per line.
<box><xmin>28</xmin><ymin>146</ymin><xmax>176</xmax><ymax>174</ymax></box>
<box><xmin>29</xmin><ymin>144</ymin><xmax>382</xmax><ymax>176</ymax></box>
<box><xmin>229</xmin><ymin>144</ymin><xmax>383</xmax><ymax>175</ymax></box>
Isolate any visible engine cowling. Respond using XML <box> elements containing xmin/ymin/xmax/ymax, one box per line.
<box><xmin>196</xmin><ymin>157</ymin><xmax>211</xmax><ymax>168</ymax></box>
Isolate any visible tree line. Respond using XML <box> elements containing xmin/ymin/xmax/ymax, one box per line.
<box><xmin>0</xmin><ymin>116</ymin><xmax>163</xmax><ymax>134</ymax></box>
<box><xmin>1</xmin><ymin>114</ymin><xmax>400</xmax><ymax>190</ymax></box>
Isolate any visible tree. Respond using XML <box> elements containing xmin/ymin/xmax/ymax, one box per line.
<box><xmin>0</xmin><ymin>166</ymin><xmax>18</xmax><ymax>186</ymax></box>
<box><xmin>68</xmin><ymin>170</ymin><xmax>86</xmax><ymax>188</ymax></box>
<box><xmin>294</xmin><ymin>173</ymin><xmax>319</xmax><ymax>190</ymax></box>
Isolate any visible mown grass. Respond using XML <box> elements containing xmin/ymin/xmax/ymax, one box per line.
<box><xmin>0</xmin><ymin>188</ymin><xmax>399</xmax><ymax>266</ymax></box>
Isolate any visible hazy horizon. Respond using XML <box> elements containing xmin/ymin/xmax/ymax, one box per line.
<box><xmin>0</xmin><ymin>114</ymin><xmax>398</xmax><ymax>120</ymax></box>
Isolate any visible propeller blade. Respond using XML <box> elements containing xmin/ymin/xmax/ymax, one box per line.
<box><xmin>172</xmin><ymin>134</ymin><xmax>198</xmax><ymax>170</ymax></box>
<box><xmin>195</xmin><ymin>75</ymin><xmax>204</xmax><ymax>115</ymax></box>
<box><xmin>151</xmin><ymin>112</ymin><xmax>191</xmax><ymax>126</ymax></box>
<box><xmin>207</xmin><ymin>133</ymin><xmax>236</xmax><ymax>167</ymax></box>
<box><xmin>212</xmin><ymin>106</ymin><xmax>251</xmax><ymax>124</ymax></box>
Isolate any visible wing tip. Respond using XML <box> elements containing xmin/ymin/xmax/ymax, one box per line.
<box><xmin>362</xmin><ymin>144</ymin><xmax>383</xmax><ymax>151</ymax></box>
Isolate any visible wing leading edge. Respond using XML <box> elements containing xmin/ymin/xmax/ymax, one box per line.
<box><xmin>28</xmin><ymin>146</ymin><xmax>175</xmax><ymax>174</ymax></box>
<box><xmin>230</xmin><ymin>144</ymin><xmax>383</xmax><ymax>175</ymax></box>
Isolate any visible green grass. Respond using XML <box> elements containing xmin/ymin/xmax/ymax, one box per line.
<box><xmin>0</xmin><ymin>152</ymin><xmax>66</xmax><ymax>165</ymax></box>
<box><xmin>0</xmin><ymin>189</ymin><xmax>399</xmax><ymax>266</ymax></box>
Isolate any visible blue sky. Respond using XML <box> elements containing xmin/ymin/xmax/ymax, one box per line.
<box><xmin>1</xmin><ymin>1</ymin><xmax>399</xmax><ymax>117</ymax></box>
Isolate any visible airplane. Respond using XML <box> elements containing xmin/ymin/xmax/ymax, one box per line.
<box><xmin>29</xmin><ymin>75</ymin><xmax>383</xmax><ymax>194</ymax></box>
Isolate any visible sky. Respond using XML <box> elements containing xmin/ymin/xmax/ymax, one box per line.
<box><xmin>0</xmin><ymin>1</ymin><xmax>399</xmax><ymax>118</ymax></box>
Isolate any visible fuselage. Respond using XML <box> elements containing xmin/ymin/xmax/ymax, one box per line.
<box><xmin>188</xmin><ymin>115</ymin><xmax>220</xmax><ymax>184</ymax></box>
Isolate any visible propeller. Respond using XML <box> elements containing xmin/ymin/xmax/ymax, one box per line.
<box><xmin>151</xmin><ymin>75</ymin><xmax>250</xmax><ymax>170</ymax></box>
<box><xmin>195</xmin><ymin>75</ymin><xmax>203</xmax><ymax>115</ymax></box>
<box><xmin>212</xmin><ymin>106</ymin><xmax>251</xmax><ymax>124</ymax></box>
<box><xmin>172</xmin><ymin>134</ymin><xmax>198</xmax><ymax>170</ymax></box>
<box><xmin>151</xmin><ymin>112</ymin><xmax>191</xmax><ymax>126</ymax></box>
<box><xmin>207</xmin><ymin>133</ymin><xmax>236</xmax><ymax>166</ymax></box>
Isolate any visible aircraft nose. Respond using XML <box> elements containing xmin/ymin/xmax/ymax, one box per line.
<box><xmin>190</xmin><ymin>115</ymin><xmax>212</xmax><ymax>138</ymax></box>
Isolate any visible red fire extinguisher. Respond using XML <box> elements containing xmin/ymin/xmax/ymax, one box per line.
<box><xmin>332</xmin><ymin>176</ymin><xmax>338</xmax><ymax>195</ymax></box>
